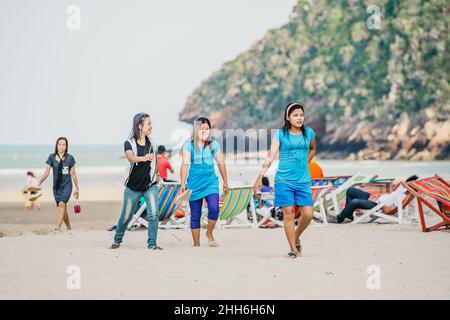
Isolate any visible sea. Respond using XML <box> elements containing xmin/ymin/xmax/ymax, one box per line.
<box><xmin>0</xmin><ymin>145</ymin><xmax>449</xmax><ymax>191</ymax></box>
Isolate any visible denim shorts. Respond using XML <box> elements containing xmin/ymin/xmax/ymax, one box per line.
<box><xmin>274</xmin><ymin>181</ymin><xmax>313</xmax><ymax>207</ymax></box>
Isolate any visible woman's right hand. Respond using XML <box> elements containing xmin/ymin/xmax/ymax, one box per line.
<box><xmin>180</xmin><ymin>183</ymin><xmax>186</xmax><ymax>193</ymax></box>
<box><xmin>252</xmin><ymin>176</ymin><xmax>262</xmax><ymax>195</ymax></box>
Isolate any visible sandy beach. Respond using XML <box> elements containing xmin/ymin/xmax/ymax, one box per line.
<box><xmin>1</xmin><ymin>197</ymin><xmax>449</xmax><ymax>300</ymax></box>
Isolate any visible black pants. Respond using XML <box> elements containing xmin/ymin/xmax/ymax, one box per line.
<box><xmin>337</xmin><ymin>187</ymin><xmax>377</xmax><ymax>223</ymax></box>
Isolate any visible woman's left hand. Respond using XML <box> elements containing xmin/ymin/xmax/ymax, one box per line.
<box><xmin>74</xmin><ymin>190</ymin><xmax>79</xmax><ymax>199</ymax></box>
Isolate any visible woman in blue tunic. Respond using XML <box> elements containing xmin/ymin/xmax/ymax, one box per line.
<box><xmin>253</xmin><ymin>102</ymin><xmax>317</xmax><ymax>258</ymax></box>
<box><xmin>38</xmin><ymin>137</ymin><xmax>80</xmax><ymax>232</ymax></box>
<box><xmin>180</xmin><ymin>117</ymin><xmax>229</xmax><ymax>247</ymax></box>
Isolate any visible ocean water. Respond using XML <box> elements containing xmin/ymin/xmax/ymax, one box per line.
<box><xmin>0</xmin><ymin>145</ymin><xmax>449</xmax><ymax>191</ymax></box>
<box><xmin>0</xmin><ymin>145</ymin><xmax>126</xmax><ymax>170</ymax></box>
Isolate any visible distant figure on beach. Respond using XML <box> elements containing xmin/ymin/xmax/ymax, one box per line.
<box><xmin>261</xmin><ymin>176</ymin><xmax>274</xmax><ymax>193</ymax></box>
<box><xmin>309</xmin><ymin>161</ymin><xmax>324</xmax><ymax>179</ymax></box>
<box><xmin>22</xmin><ymin>171</ymin><xmax>42</xmax><ymax>210</ymax></box>
<box><xmin>327</xmin><ymin>175</ymin><xmax>419</xmax><ymax>224</ymax></box>
<box><xmin>180</xmin><ymin>117</ymin><xmax>229</xmax><ymax>247</ymax></box>
<box><xmin>110</xmin><ymin>113</ymin><xmax>161</xmax><ymax>250</ymax></box>
<box><xmin>258</xmin><ymin>176</ymin><xmax>274</xmax><ymax>209</ymax></box>
<box><xmin>38</xmin><ymin>137</ymin><xmax>79</xmax><ymax>232</ymax></box>
<box><xmin>253</xmin><ymin>102</ymin><xmax>317</xmax><ymax>259</ymax></box>
<box><xmin>157</xmin><ymin>145</ymin><xmax>175</xmax><ymax>182</ymax></box>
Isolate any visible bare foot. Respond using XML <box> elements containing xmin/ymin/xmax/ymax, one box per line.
<box><xmin>206</xmin><ymin>233</ymin><xmax>218</xmax><ymax>247</ymax></box>
<box><xmin>206</xmin><ymin>232</ymin><xmax>215</xmax><ymax>242</ymax></box>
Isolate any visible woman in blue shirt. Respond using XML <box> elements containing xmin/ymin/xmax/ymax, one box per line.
<box><xmin>253</xmin><ymin>102</ymin><xmax>317</xmax><ymax>259</ymax></box>
<box><xmin>180</xmin><ymin>117</ymin><xmax>229</xmax><ymax>247</ymax></box>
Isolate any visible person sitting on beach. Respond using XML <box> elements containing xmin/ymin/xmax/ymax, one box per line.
<box><xmin>22</xmin><ymin>171</ymin><xmax>42</xmax><ymax>210</ymax></box>
<box><xmin>157</xmin><ymin>145</ymin><xmax>175</xmax><ymax>182</ymax></box>
<box><xmin>327</xmin><ymin>175</ymin><xmax>419</xmax><ymax>224</ymax></box>
<box><xmin>308</xmin><ymin>161</ymin><xmax>324</xmax><ymax>179</ymax></box>
<box><xmin>260</xmin><ymin>176</ymin><xmax>274</xmax><ymax>193</ymax></box>
<box><xmin>258</xmin><ymin>176</ymin><xmax>274</xmax><ymax>208</ymax></box>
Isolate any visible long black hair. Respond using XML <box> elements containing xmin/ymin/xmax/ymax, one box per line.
<box><xmin>53</xmin><ymin>137</ymin><xmax>68</xmax><ymax>190</ymax></box>
<box><xmin>282</xmin><ymin>102</ymin><xmax>307</xmax><ymax>139</ymax></box>
<box><xmin>54</xmin><ymin>137</ymin><xmax>68</xmax><ymax>159</ymax></box>
<box><xmin>130</xmin><ymin>112</ymin><xmax>150</xmax><ymax>141</ymax></box>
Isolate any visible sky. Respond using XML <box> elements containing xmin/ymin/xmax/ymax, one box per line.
<box><xmin>0</xmin><ymin>0</ymin><xmax>297</xmax><ymax>146</ymax></box>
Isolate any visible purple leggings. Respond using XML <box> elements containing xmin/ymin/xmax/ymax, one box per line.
<box><xmin>189</xmin><ymin>193</ymin><xmax>219</xmax><ymax>229</ymax></box>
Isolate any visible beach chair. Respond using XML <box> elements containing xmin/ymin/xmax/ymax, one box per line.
<box><xmin>255</xmin><ymin>193</ymin><xmax>282</xmax><ymax>228</ymax></box>
<box><xmin>255</xmin><ymin>184</ymin><xmax>332</xmax><ymax>228</ymax></box>
<box><xmin>353</xmin><ymin>184</ymin><xmax>415</xmax><ymax>224</ymax></box>
<box><xmin>127</xmin><ymin>183</ymin><xmax>190</xmax><ymax>230</ymax></box>
<box><xmin>357</xmin><ymin>181</ymin><xmax>393</xmax><ymax>196</ymax></box>
<box><xmin>401</xmin><ymin>175</ymin><xmax>450</xmax><ymax>232</ymax></box>
<box><xmin>216</xmin><ymin>186</ymin><xmax>257</xmax><ymax>228</ymax></box>
<box><xmin>311</xmin><ymin>184</ymin><xmax>332</xmax><ymax>226</ymax></box>
<box><xmin>23</xmin><ymin>186</ymin><xmax>42</xmax><ymax>208</ymax></box>
<box><xmin>321</xmin><ymin>173</ymin><xmax>377</xmax><ymax>215</ymax></box>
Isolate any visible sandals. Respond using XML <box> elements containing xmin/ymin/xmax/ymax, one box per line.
<box><xmin>110</xmin><ymin>243</ymin><xmax>120</xmax><ymax>249</ymax></box>
<box><xmin>148</xmin><ymin>245</ymin><xmax>163</xmax><ymax>250</ymax></box>
<box><xmin>286</xmin><ymin>240</ymin><xmax>302</xmax><ymax>259</ymax></box>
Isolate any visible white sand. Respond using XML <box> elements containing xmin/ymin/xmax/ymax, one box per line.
<box><xmin>1</xmin><ymin>223</ymin><xmax>449</xmax><ymax>300</ymax></box>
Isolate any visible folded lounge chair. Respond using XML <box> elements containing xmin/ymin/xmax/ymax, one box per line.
<box><xmin>401</xmin><ymin>175</ymin><xmax>450</xmax><ymax>232</ymax></box>
<box><xmin>216</xmin><ymin>186</ymin><xmax>257</xmax><ymax>228</ymax></box>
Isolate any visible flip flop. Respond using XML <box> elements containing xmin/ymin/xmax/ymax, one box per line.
<box><xmin>287</xmin><ymin>251</ymin><xmax>298</xmax><ymax>259</ymax></box>
<box><xmin>148</xmin><ymin>245</ymin><xmax>163</xmax><ymax>250</ymax></box>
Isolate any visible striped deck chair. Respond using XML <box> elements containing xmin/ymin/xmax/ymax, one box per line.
<box><xmin>357</xmin><ymin>181</ymin><xmax>393</xmax><ymax>196</ymax></box>
<box><xmin>321</xmin><ymin>173</ymin><xmax>377</xmax><ymax>215</ymax></box>
<box><xmin>401</xmin><ymin>175</ymin><xmax>450</xmax><ymax>232</ymax></box>
<box><xmin>353</xmin><ymin>184</ymin><xmax>415</xmax><ymax>224</ymax></box>
<box><xmin>217</xmin><ymin>186</ymin><xmax>257</xmax><ymax>228</ymax></box>
<box><xmin>127</xmin><ymin>183</ymin><xmax>189</xmax><ymax>230</ymax></box>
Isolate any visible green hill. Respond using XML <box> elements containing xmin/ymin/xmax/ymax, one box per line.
<box><xmin>179</xmin><ymin>0</ymin><xmax>449</xmax><ymax>160</ymax></box>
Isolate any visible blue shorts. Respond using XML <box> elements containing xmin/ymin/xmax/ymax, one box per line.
<box><xmin>274</xmin><ymin>182</ymin><xmax>313</xmax><ymax>207</ymax></box>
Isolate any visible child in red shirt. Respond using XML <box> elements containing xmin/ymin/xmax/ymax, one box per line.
<box><xmin>157</xmin><ymin>145</ymin><xmax>175</xmax><ymax>182</ymax></box>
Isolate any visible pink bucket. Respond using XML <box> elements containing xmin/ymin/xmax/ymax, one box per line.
<box><xmin>73</xmin><ymin>204</ymin><xmax>81</xmax><ymax>214</ymax></box>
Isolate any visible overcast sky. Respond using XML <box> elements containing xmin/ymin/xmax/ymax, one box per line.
<box><xmin>0</xmin><ymin>0</ymin><xmax>297</xmax><ymax>146</ymax></box>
